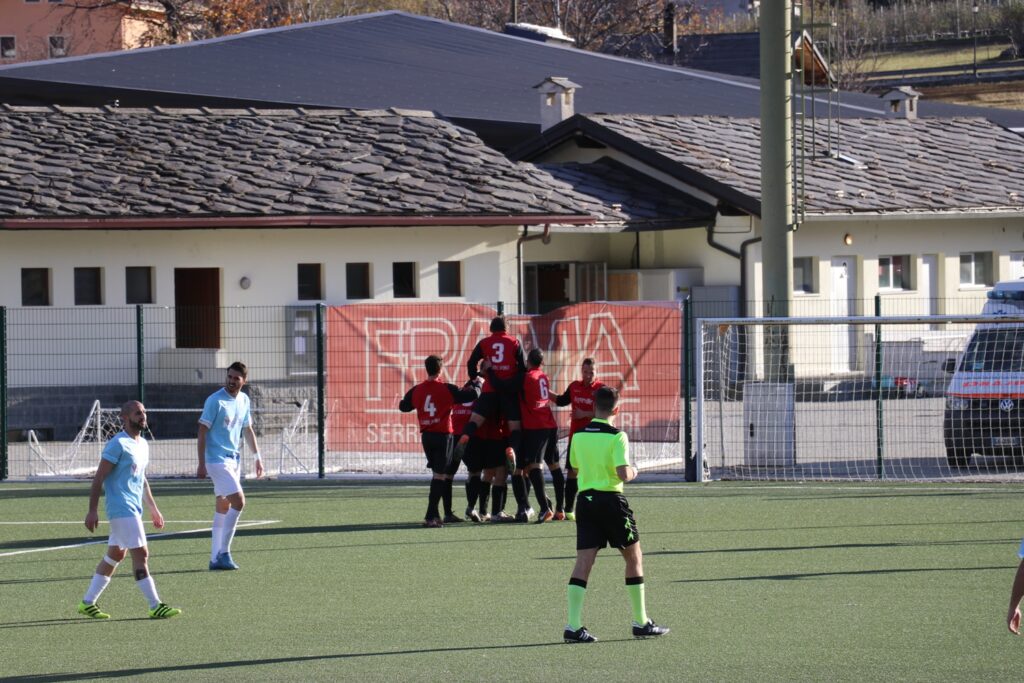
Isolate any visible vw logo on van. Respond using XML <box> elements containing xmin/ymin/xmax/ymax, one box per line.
<box><xmin>1000</xmin><ymin>398</ymin><xmax>1016</xmax><ymax>413</ymax></box>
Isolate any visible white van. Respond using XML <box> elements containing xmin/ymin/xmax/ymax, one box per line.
<box><xmin>943</xmin><ymin>280</ymin><xmax>1024</xmax><ymax>468</ymax></box>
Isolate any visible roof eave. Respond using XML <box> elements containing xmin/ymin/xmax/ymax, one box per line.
<box><xmin>0</xmin><ymin>213</ymin><xmax>597</xmax><ymax>230</ymax></box>
<box><xmin>510</xmin><ymin>115</ymin><xmax>762</xmax><ymax>217</ymax></box>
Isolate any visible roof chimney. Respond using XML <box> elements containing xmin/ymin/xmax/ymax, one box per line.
<box><xmin>664</xmin><ymin>2</ymin><xmax>678</xmax><ymax>55</ymax></box>
<box><xmin>534</xmin><ymin>76</ymin><xmax>581</xmax><ymax>132</ymax></box>
<box><xmin>880</xmin><ymin>86</ymin><xmax>922</xmax><ymax>120</ymax></box>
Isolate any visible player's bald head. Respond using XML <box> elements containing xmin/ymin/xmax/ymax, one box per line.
<box><xmin>121</xmin><ymin>400</ymin><xmax>144</xmax><ymax>416</ymax></box>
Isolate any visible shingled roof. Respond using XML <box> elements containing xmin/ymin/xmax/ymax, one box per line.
<box><xmin>537</xmin><ymin>158</ymin><xmax>715</xmax><ymax>231</ymax></box>
<box><xmin>528</xmin><ymin>114</ymin><xmax>1024</xmax><ymax>216</ymax></box>
<box><xmin>0</xmin><ymin>106</ymin><xmax>642</xmax><ymax>227</ymax></box>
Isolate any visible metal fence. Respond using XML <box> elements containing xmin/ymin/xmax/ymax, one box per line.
<box><xmin>0</xmin><ymin>293</ymin><xmax>1001</xmax><ymax>481</ymax></box>
<box><xmin>0</xmin><ymin>301</ymin><xmax>684</xmax><ymax>480</ymax></box>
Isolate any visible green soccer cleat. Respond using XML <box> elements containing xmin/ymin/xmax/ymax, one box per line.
<box><xmin>77</xmin><ymin>601</ymin><xmax>110</xmax><ymax>619</ymax></box>
<box><xmin>564</xmin><ymin>511</ymin><xmax>576</xmax><ymax>522</ymax></box>
<box><xmin>148</xmin><ymin>603</ymin><xmax>182</xmax><ymax>619</ymax></box>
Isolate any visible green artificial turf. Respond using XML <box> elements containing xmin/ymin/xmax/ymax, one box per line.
<box><xmin>1</xmin><ymin>479</ymin><xmax>1023</xmax><ymax>681</ymax></box>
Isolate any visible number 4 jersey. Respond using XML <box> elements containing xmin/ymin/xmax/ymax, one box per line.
<box><xmin>399</xmin><ymin>378</ymin><xmax>481</xmax><ymax>433</ymax></box>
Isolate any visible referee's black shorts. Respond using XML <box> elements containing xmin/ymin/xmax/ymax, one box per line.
<box><xmin>421</xmin><ymin>432</ymin><xmax>453</xmax><ymax>474</ymax></box>
<box><xmin>575</xmin><ymin>489</ymin><xmax>639</xmax><ymax>550</ymax></box>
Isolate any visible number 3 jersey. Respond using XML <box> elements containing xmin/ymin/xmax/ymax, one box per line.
<box><xmin>467</xmin><ymin>332</ymin><xmax>525</xmax><ymax>394</ymax></box>
<box><xmin>399</xmin><ymin>378</ymin><xmax>480</xmax><ymax>434</ymax></box>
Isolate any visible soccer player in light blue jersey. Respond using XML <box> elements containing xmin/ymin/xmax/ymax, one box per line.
<box><xmin>78</xmin><ymin>401</ymin><xmax>181</xmax><ymax>620</ymax></box>
<box><xmin>198</xmin><ymin>361</ymin><xmax>263</xmax><ymax>570</ymax></box>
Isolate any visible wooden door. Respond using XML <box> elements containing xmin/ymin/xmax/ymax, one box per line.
<box><xmin>174</xmin><ymin>268</ymin><xmax>221</xmax><ymax>348</ymax></box>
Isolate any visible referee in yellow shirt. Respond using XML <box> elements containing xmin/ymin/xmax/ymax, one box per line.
<box><xmin>563</xmin><ymin>386</ymin><xmax>669</xmax><ymax>643</ymax></box>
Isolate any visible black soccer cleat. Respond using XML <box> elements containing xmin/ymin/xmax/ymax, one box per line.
<box><xmin>564</xmin><ymin>626</ymin><xmax>598</xmax><ymax>643</ymax></box>
<box><xmin>632</xmin><ymin>620</ymin><xmax>670</xmax><ymax>638</ymax></box>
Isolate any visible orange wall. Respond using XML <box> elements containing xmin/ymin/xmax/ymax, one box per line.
<box><xmin>0</xmin><ymin>0</ymin><xmax>145</xmax><ymax>63</ymax></box>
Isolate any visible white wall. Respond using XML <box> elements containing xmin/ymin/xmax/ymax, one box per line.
<box><xmin>0</xmin><ymin>225</ymin><xmax>523</xmax><ymax>385</ymax></box>
<box><xmin>0</xmin><ymin>225</ymin><xmax>522</xmax><ymax>308</ymax></box>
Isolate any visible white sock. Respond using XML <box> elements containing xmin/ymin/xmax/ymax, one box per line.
<box><xmin>211</xmin><ymin>512</ymin><xmax>226</xmax><ymax>561</ymax></box>
<box><xmin>136</xmin><ymin>575</ymin><xmax>161</xmax><ymax>609</ymax></box>
<box><xmin>221</xmin><ymin>507</ymin><xmax>242</xmax><ymax>555</ymax></box>
<box><xmin>83</xmin><ymin>574</ymin><xmax>111</xmax><ymax>605</ymax></box>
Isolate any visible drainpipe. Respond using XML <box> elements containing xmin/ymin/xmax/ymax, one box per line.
<box><xmin>706</xmin><ymin>223</ymin><xmax>760</xmax><ymax>318</ymax></box>
<box><xmin>517</xmin><ymin>224</ymin><xmax>552</xmax><ymax>313</ymax></box>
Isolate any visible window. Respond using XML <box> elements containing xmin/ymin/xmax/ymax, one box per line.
<box><xmin>960</xmin><ymin>251</ymin><xmax>993</xmax><ymax>287</ymax></box>
<box><xmin>878</xmin><ymin>255</ymin><xmax>909</xmax><ymax>290</ymax></box>
<box><xmin>297</xmin><ymin>263</ymin><xmax>323</xmax><ymax>300</ymax></box>
<box><xmin>125</xmin><ymin>266</ymin><xmax>153</xmax><ymax>304</ymax></box>
<box><xmin>346</xmin><ymin>262</ymin><xmax>371</xmax><ymax>300</ymax></box>
<box><xmin>793</xmin><ymin>257</ymin><xmax>815</xmax><ymax>293</ymax></box>
<box><xmin>74</xmin><ymin>267</ymin><xmax>103</xmax><ymax>305</ymax></box>
<box><xmin>1</xmin><ymin>37</ymin><xmax>15</xmax><ymax>59</ymax></box>
<box><xmin>393</xmin><ymin>262</ymin><xmax>417</xmax><ymax>298</ymax></box>
<box><xmin>48</xmin><ymin>35</ymin><xmax>66</xmax><ymax>58</ymax></box>
<box><xmin>438</xmin><ymin>261</ymin><xmax>462</xmax><ymax>297</ymax></box>
<box><xmin>21</xmin><ymin>268</ymin><xmax>50</xmax><ymax>306</ymax></box>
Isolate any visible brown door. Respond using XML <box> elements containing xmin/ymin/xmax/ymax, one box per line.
<box><xmin>174</xmin><ymin>268</ymin><xmax>221</xmax><ymax>348</ymax></box>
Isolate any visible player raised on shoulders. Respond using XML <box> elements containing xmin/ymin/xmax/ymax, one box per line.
<box><xmin>453</xmin><ymin>316</ymin><xmax>526</xmax><ymax>464</ymax></box>
<box><xmin>399</xmin><ymin>354</ymin><xmax>482</xmax><ymax>528</ymax></box>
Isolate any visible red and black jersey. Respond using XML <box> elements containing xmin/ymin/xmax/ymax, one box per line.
<box><xmin>477</xmin><ymin>416</ymin><xmax>509</xmax><ymax>441</ymax></box>
<box><xmin>399</xmin><ymin>378</ymin><xmax>480</xmax><ymax>434</ymax></box>
<box><xmin>520</xmin><ymin>367</ymin><xmax>557</xmax><ymax>430</ymax></box>
<box><xmin>555</xmin><ymin>380</ymin><xmax>606</xmax><ymax>435</ymax></box>
<box><xmin>451</xmin><ymin>394</ymin><xmax>475</xmax><ymax>434</ymax></box>
<box><xmin>467</xmin><ymin>332</ymin><xmax>525</xmax><ymax>394</ymax></box>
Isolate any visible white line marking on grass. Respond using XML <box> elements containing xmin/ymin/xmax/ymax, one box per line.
<box><xmin>0</xmin><ymin>520</ymin><xmax>280</xmax><ymax>558</ymax></box>
<box><xmin>641</xmin><ymin>484</ymin><xmax>1021</xmax><ymax>493</ymax></box>
<box><xmin>0</xmin><ymin>520</ymin><xmax>269</xmax><ymax>525</ymax></box>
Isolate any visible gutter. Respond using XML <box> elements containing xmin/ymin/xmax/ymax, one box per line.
<box><xmin>705</xmin><ymin>221</ymin><xmax>760</xmax><ymax>318</ymax></box>
<box><xmin>0</xmin><ymin>213</ymin><xmax>596</xmax><ymax>230</ymax></box>
<box><xmin>517</xmin><ymin>224</ymin><xmax>552</xmax><ymax>312</ymax></box>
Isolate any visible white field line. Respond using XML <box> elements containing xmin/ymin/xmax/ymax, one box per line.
<box><xmin>0</xmin><ymin>519</ymin><xmax>280</xmax><ymax>558</ymax></box>
<box><xmin>641</xmin><ymin>484</ymin><xmax>1021</xmax><ymax>493</ymax></box>
<box><xmin>0</xmin><ymin>520</ymin><xmax>263</xmax><ymax>525</ymax></box>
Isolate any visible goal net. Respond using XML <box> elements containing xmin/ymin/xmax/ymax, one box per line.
<box><xmin>697</xmin><ymin>314</ymin><xmax>1024</xmax><ymax>482</ymax></box>
<box><xmin>22</xmin><ymin>400</ymin><xmax>315</xmax><ymax>479</ymax></box>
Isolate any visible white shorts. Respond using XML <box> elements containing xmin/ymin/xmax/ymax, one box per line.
<box><xmin>107</xmin><ymin>515</ymin><xmax>147</xmax><ymax>551</ymax></box>
<box><xmin>207</xmin><ymin>459</ymin><xmax>243</xmax><ymax>497</ymax></box>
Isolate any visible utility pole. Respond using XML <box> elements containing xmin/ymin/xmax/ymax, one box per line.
<box><xmin>759</xmin><ymin>0</ymin><xmax>794</xmax><ymax>382</ymax></box>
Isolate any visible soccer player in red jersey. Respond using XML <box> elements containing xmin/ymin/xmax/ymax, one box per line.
<box><xmin>488</xmin><ymin>348</ymin><xmax>558</xmax><ymax>522</ymax></box>
<box><xmin>399</xmin><ymin>355</ymin><xmax>481</xmax><ymax>527</ymax></box>
<box><xmin>452</xmin><ymin>384</ymin><xmax>487</xmax><ymax>522</ymax></box>
<box><xmin>453</xmin><ymin>316</ymin><xmax>526</xmax><ymax>463</ymax></box>
<box><xmin>554</xmin><ymin>358</ymin><xmax>604</xmax><ymax>520</ymax></box>
<box><xmin>477</xmin><ymin>415</ymin><xmax>514</xmax><ymax>522</ymax></box>
<box><xmin>519</xmin><ymin>349</ymin><xmax>559</xmax><ymax>522</ymax></box>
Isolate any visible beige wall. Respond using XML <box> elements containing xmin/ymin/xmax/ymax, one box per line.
<box><xmin>0</xmin><ymin>225</ymin><xmax>523</xmax><ymax>307</ymax></box>
<box><xmin>0</xmin><ymin>0</ymin><xmax>144</xmax><ymax>64</ymax></box>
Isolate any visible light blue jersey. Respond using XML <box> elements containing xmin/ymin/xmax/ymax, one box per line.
<box><xmin>199</xmin><ymin>387</ymin><xmax>252</xmax><ymax>465</ymax></box>
<box><xmin>101</xmin><ymin>431</ymin><xmax>149</xmax><ymax>520</ymax></box>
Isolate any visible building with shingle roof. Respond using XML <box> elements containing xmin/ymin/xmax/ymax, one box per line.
<box><xmin>512</xmin><ymin>112</ymin><xmax>1024</xmax><ymax>373</ymax></box>
<box><xmin>0</xmin><ymin>106</ymin><xmax>712</xmax><ymax>344</ymax></box>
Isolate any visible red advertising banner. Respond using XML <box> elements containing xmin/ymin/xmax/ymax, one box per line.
<box><xmin>326</xmin><ymin>302</ymin><xmax>680</xmax><ymax>452</ymax></box>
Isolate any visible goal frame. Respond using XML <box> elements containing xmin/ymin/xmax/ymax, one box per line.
<box><xmin>695</xmin><ymin>313</ymin><xmax>1024</xmax><ymax>482</ymax></box>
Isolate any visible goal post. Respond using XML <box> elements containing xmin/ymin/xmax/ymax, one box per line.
<box><xmin>21</xmin><ymin>401</ymin><xmax>315</xmax><ymax>479</ymax></box>
<box><xmin>696</xmin><ymin>314</ymin><xmax>1024</xmax><ymax>482</ymax></box>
